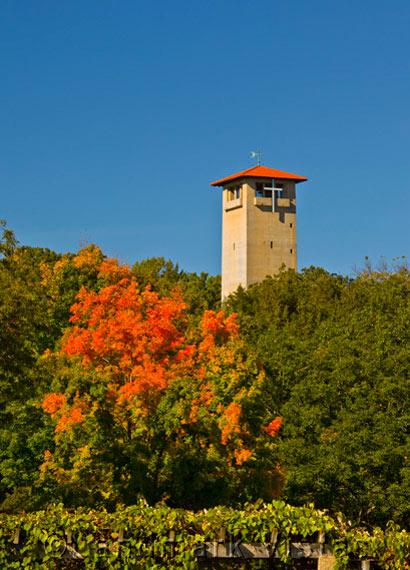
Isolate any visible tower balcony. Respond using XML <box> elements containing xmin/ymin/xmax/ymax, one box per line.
<box><xmin>277</xmin><ymin>198</ymin><xmax>291</xmax><ymax>208</ymax></box>
<box><xmin>254</xmin><ymin>196</ymin><xmax>272</xmax><ymax>207</ymax></box>
<box><xmin>254</xmin><ymin>197</ymin><xmax>291</xmax><ymax>208</ymax></box>
<box><xmin>224</xmin><ymin>197</ymin><xmax>243</xmax><ymax>211</ymax></box>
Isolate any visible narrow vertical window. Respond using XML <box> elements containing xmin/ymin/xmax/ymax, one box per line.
<box><xmin>290</xmin><ymin>249</ymin><xmax>293</xmax><ymax>254</ymax></box>
<box><xmin>290</xmin><ymin>223</ymin><xmax>293</xmax><ymax>228</ymax></box>
<box><xmin>275</xmin><ymin>183</ymin><xmax>284</xmax><ymax>198</ymax></box>
<box><xmin>256</xmin><ymin>183</ymin><xmax>264</xmax><ymax>197</ymax></box>
<box><xmin>270</xmin><ymin>241</ymin><xmax>273</xmax><ymax>248</ymax></box>
<box><xmin>233</xmin><ymin>243</ymin><xmax>235</xmax><ymax>250</ymax></box>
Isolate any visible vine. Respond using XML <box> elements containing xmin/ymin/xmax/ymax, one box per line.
<box><xmin>1</xmin><ymin>501</ymin><xmax>409</xmax><ymax>569</ymax></box>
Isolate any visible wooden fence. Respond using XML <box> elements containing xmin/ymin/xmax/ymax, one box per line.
<box><xmin>9</xmin><ymin>526</ymin><xmax>382</xmax><ymax>569</ymax></box>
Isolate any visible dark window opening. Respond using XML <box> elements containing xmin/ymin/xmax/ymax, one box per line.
<box><xmin>290</xmin><ymin>222</ymin><xmax>293</xmax><ymax>228</ymax></box>
<box><xmin>227</xmin><ymin>186</ymin><xmax>241</xmax><ymax>201</ymax></box>
<box><xmin>270</xmin><ymin>241</ymin><xmax>273</xmax><ymax>248</ymax></box>
<box><xmin>275</xmin><ymin>182</ymin><xmax>284</xmax><ymax>199</ymax></box>
<box><xmin>256</xmin><ymin>181</ymin><xmax>273</xmax><ymax>198</ymax></box>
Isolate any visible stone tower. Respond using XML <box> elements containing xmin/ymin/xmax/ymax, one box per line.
<box><xmin>211</xmin><ymin>165</ymin><xmax>308</xmax><ymax>299</ymax></box>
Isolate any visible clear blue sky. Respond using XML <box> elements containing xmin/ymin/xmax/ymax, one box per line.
<box><xmin>1</xmin><ymin>0</ymin><xmax>410</xmax><ymax>276</ymax></box>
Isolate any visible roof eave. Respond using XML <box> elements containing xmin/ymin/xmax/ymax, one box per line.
<box><xmin>210</xmin><ymin>175</ymin><xmax>308</xmax><ymax>187</ymax></box>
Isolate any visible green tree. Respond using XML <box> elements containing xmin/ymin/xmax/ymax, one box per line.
<box><xmin>227</xmin><ymin>267</ymin><xmax>410</xmax><ymax>526</ymax></box>
<box><xmin>0</xmin><ymin>239</ymin><xmax>107</xmax><ymax>510</ymax></box>
<box><xmin>0</xmin><ymin>219</ymin><xmax>18</xmax><ymax>258</ymax></box>
<box><xmin>132</xmin><ymin>257</ymin><xmax>221</xmax><ymax>318</ymax></box>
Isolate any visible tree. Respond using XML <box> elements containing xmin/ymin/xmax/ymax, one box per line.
<box><xmin>0</xmin><ymin>220</ymin><xmax>18</xmax><ymax>258</ymax></box>
<box><xmin>0</xmin><ymin>247</ymin><xmax>56</xmax><ymax>510</ymax></box>
<box><xmin>132</xmin><ymin>257</ymin><xmax>221</xmax><ymax>318</ymax></box>
<box><xmin>227</xmin><ymin>266</ymin><xmax>410</xmax><ymax>526</ymax></box>
<box><xmin>40</xmin><ymin>265</ymin><xmax>282</xmax><ymax>508</ymax></box>
<box><xmin>0</xmin><ymin>241</ymin><xmax>119</xmax><ymax>510</ymax></box>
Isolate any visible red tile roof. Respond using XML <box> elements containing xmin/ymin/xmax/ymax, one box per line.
<box><xmin>210</xmin><ymin>165</ymin><xmax>308</xmax><ymax>187</ymax></box>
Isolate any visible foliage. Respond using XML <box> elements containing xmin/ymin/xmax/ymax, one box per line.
<box><xmin>132</xmin><ymin>257</ymin><xmax>221</xmax><ymax>318</ymax></box>
<box><xmin>0</xmin><ymin>246</ymin><xmax>58</xmax><ymax>511</ymax></box>
<box><xmin>0</xmin><ymin>243</ymin><xmax>112</xmax><ymax>511</ymax></box>
<box><xmin>227</xmin><ymin>266</ymin><xmax>410</xmax><ymax>526</ymax></box>
<box><xmin>39</xmin><ymin>261</ymin><xmax>282</xmax><ymax>509</ymax></box>
<box><xmin>0</xmin><ymin>237</ymin><xmax>224</xmax><ymax>512</ymax></box>
<box><xmin>4</xmin><ymin>217</ymin><xmax>410</xmax><ymax>529</ymax></box>
<box><xmin>0</xmin><ymin>220</ymin><xmax>18</xmax><ymax>258</ymax></box>
<box><xmin>1</xmin><ymin>501</ymin><xmax>410</xmax><ymax>569</ymax></box>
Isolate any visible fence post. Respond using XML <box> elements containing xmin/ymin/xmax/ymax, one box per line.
<box><xmin>317</xmin><ymin>532</ymin><xmax>335</xmax><ymax>570</ymax></box>
<box><xmin>168</xmin><ymin>530</ymin><xmax>175</xmax><ymax>557</ymax></box>
<box><xmin>13</xmin><ymin>529</ymin><xmax>21</xmax><ymax>545</ymax></box>
<box><xmin>318</xmin><ymin>555</ymin><xmax>336</xmax><ymax>570</ymax></box>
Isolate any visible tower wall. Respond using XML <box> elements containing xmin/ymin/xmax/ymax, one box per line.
<box><xmin>221</xmin><ymin>186</ymin><xmax>247</xmax><ymax>299</ymax></box>
<box><xmin>221</xmin><ymin>177</ymin><xmax>297</xmax><ymax>299</ymax></box>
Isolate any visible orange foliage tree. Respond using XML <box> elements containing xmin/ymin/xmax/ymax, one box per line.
<box><xmin>41</xmin><ymin>260</ymin><xmax>282</xmax><ymax>508</ymax></box>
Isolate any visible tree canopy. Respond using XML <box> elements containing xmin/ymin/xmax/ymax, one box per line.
<box><xmin>2</xmin><ymin>221</ymin><xmax>410</xmax><ymax>528</ymax></box>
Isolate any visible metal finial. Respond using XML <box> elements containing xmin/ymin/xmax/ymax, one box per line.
<box><xmin>250</xmin><ymin>149</ymin><xmax>263</xmax><ymax>166</ymax></box>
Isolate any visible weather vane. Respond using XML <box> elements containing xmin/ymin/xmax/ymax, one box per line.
<box><xmin>250</xmin><ymin>149</ymin><xmax>263</xmax><ymax>166</ymax></box>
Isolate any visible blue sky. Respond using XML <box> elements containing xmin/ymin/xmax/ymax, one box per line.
<box><xmin>1</xmin><ymin>0</ymin><xmax>410</xmax><ymax>276</ymax></box>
